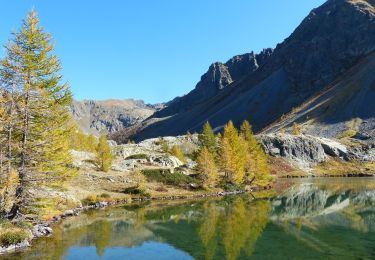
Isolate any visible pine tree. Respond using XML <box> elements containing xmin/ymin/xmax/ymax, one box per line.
<box><xmin>197</xmin><ymin>147</ymin><xmax>218</xmax><ymax>188</ymax></box>
<box><xmin>220</xmin><ymin>121</ymin><xmax>247</xmax><ymax>184</ymax></box>
<box><xmin>0</xmin><ymin>10</ymin><xmax>75</xmax><ymax>215</ymax></box>
<box><xmin>171</xmin><ymin>145</ymin><xmax>186</xmax><ymax>164</ymax></box>
<box><xmin>96</xmin><ymin>134</ymin><xmax>113</xmax><ymax>172</ymax></box>
<box><xmin>0</xmin><ymin>74</ymin><xmax>19</xmax><ymax>183</ymax></box>
<box><xmin>133</xmin><ymin>169</ymin><xmax>146</xmax><ymax>190</ymax></box>
<box><xmin>69</xmin><ymin>126</ymin><xmax>98</xmax><ymax>152</ymax></box>
<box><xmin>87</xmin><ymin>134</ymin><xmax>97</xmax><ymax>151</ymax></box>
<box><xmin>220</xmin><ymin>137</ymin><xmax>233</xmax><ymax>180</ymax></box>
<box><xmin>240</xmin><ymin>120</ymin><xmax>271</xmax><ymax>186</ymax></box>
<box><xmin>240</xmin><ymin>121</ymin><xmax>257</xmax><ymax>153</ymax></box>
<box><xmin>0</xmin><ymin>92</ymin><xmax>9</xmax><ymax>181</ymax></box>
<box><xmin>199</xmin><ymin>121</ymin><xmax>217</xmax><ymax>155</ymax></box>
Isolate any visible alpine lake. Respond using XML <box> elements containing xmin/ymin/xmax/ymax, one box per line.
<box><xmin>4</xmin><ymin>177</ymin><xmax>375</xmax><ymax>260</ymax></box>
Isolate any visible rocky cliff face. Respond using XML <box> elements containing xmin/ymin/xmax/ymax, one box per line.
<box><xmin>122</xmin><ymin>0</ymin><xmax>375</xmax><ymax>142</ymax></box>
<box><xmin>155</xmin><ymin>49</ymin><xmax>273</xmax><ymax>118</ymax></box>
<box><xmin>71</xmin><ymin>99</ymin><xmax>161</xmax><ymax>135</ymax></box>
<box><xmin>259</xmin><ymin>133</ymin><xmax>375</xmax><ymax>171</ymax></box>
<box><xmin>259</xmin><ymin>134</ymin><xmax>348</xmax><ymax>170</ymax></box>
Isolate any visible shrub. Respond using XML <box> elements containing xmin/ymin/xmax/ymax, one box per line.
<box><xmin>0</xmin><ymin>220</ymin><xmax>14</xmax><ymax>229</ymax></box>
<box><xmin>292</xmin><ymin>122</ymin><xmax>300</xmax><ymax>135</ymax></box>
<box><xmin>15</xmin><ymin>221</ymin><xmax>33</xmax><ymax>229</ymax></box>
<box><xmin>81</xmin><ymin>194</ymin><xmax>98</xmax><ymax>206</ymax></box>
<box><xmin>123</xmin><ymin>186</ymin><xmax>150</xmax><ymax>197</ymax></box>
<box><xmin>0</xmin><ymin>229</ymin><xmax>31</xmax><ymax>247</ymax></box>
<box><xmin>125</xmin><ymin>154</ymin><xmax>149</xmax><ymax>160</ymax></box>
<box><xmin>221</xmin><ymin>183</ymin><xmax>246</xmax><ymax>192</ymax></box>
<box><xmin>156</xmin><ymin>138</ymin><xmax>169</xmax><ymax>153</ymax></box>
<box><xmin>142</xmin><ymin>169</ymin><xmax>195</xmax><ymax>186</ymax></box>
<box><xmin>99</xmin><ymin>193</ymin><xmax>111</xmax><ymax>199</ymax></box>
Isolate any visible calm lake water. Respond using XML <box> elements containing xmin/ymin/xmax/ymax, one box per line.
<box><xmin>5</xmin><ymin>178</ymin><xmax>375</xmax><ymax>260</ymax></box>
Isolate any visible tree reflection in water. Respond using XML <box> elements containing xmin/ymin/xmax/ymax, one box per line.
<box><xmin>7</xmin><ymin>178</ymin><xmax>375</xmax><ymax>260</ymax></box>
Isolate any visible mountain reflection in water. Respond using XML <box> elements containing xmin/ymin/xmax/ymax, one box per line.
<box><xmin>6</xmin><ymin>178</ymin><xmax>375</xmax><ymax>260</ymax></box>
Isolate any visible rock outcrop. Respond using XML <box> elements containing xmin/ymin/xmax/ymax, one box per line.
<box><xmin>260</xmin><ymin>134</ymin><xmax>348</xmax><ymax>169</ymax></box>
<box><xmin>260</xmin><ymin>133</ymin><xmax>375</xmax><ymax>170</ymax></box>
<box><xmin>72</xmin><ymin>135</ymin><xmax>199</xmax><ymax>173</ymax></box>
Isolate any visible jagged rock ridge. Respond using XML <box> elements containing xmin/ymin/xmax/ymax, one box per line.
<box><xmin>157</xmin><ymin>49</ymin><xmax>273</xmax><ymax>118</ymax></box>
<box><xmin>119</xmin><ymin>0</ymin><xmax>375</xmax><ymax>142</ymax></box>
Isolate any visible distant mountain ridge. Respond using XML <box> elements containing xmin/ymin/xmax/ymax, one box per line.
<box><xmin>70</xmin><ymin>99</ymin><xmax>163</xmax><ymax>136</ymax></box>
<box><xmin>112</xmin><ymin>0</ymin><xmax>375</xmax><ymax>143</ymax></box>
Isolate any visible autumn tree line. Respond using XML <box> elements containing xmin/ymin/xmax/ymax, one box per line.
<box><xmin>0</xmin><ymin>11</ymin><xmax>112</xmax><ymax>218</ymax></box>
<box><xmin>197</xmin><ymin>121</ymin><xmax>271</xmax><ymax>189</ymax></box>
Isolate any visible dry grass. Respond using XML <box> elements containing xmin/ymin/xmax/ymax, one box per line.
<box><xmin>313</xmin><ymin>159</ymin><xmax>375</xmax><ymax>176</ymax></box>
<box><xmin>66</xmin><ymin>169</ymin><xmax>209</xmax><ymax>202</ymax></box>
<box><xmin>31</xmin><ymin>197</ymin><xmax>81</xmax><ymax>221</ymax></box>
<box><xmin>0</xmin><ymin>221</ymin><xmax>32</xmax><ymax>247</ymax></box>
<box><xmin>268</xmin><ymin>157</ymin><xmax>309</xmax><ymax>177</ymax></box>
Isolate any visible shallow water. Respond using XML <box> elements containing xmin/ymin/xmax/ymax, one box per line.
<box><xmin>5</xmin><ymin>177</ymin><xmax>375</xmax><ymax>260</ymax></box>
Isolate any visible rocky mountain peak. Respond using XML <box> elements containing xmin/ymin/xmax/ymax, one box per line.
<box><xmin>117</xmin><ymin>0</ymin><xmax>375</xmax><ymax>142</ymax></box>
<box><xmin>271</xmin><ymin>0</ymin><xmax>375</xmax><ymax>95</ymax></box>
<box><xmin>153</xmin><ymin>48</ymin><xmax>273</xmax><ymax>118</ymax></box>
<box><xmin>196</xmin><ymin>62</ymin><xmax>233</xmax><ymax>93</ymax></box>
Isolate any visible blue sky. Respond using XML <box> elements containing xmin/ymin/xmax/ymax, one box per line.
<box><xmin>0</xmin><ymin>0</ymin><xmax>325</xmax><ymax>104</ymax></box>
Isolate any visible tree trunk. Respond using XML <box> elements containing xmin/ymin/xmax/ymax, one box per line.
<box><xmin>16</xmin><ymin>90</ymin><xmax>29</xmax><ymax>198</ymax></box>
<box><xmin>0</xmin><ymin>143</ymin><xmax>3</xmax><ymax>183</ymax></box>
<box><xmin>6</xmin><ymin>88</ymin><xmax>14</xmax><ymax>179</ymax></box>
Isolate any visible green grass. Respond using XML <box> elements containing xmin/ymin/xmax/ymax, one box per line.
<box><xmin>122</xmin><ymin>186</ymin><xmax>151</xmax><ymax>197</ymax></box>
<box><xmin>125</xmin><ymin>154</ymin><xmax>149</xmax><ymax>160</ymax></box>
<box><xmin>142</xmin><ymin>169</ymin><xmax>195</xmax><ymax>186</ymax></box>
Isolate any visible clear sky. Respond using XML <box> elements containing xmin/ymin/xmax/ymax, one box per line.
<box><xmin>0</xmin><ymin>0</ymin><xmax>325</xmax><ymax>104</ymax></box>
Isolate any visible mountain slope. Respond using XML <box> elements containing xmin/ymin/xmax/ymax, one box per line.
<box><xmin>71</xmin><ymin>99</ymin><xmax>161</xmax><ymax>135</ymax></box>
<box><xmin>119</xmin><ymin>0</ymin><xmax>375</xmax><ymax>142</ymax></box>
<box><xmin>263</xmin><ymin>50</ymin><xmax>375</xmax><ymax>139</ymax></box>
<box><xmin>156</xmin><ymin>49</ymin><xmax>273</xmax><ymax>118</ymax></box>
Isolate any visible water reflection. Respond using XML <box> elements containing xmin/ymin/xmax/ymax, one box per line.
<box><xmin>5</xmin><ymin>178</ymin><xmax>375</xmax><ymax>260</ymax></box>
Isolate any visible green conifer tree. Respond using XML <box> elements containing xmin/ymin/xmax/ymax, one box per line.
<box><xmin>199</xmin><ymin>121</ymin><xmax>217</xmax><ymax>155</ymax></box>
